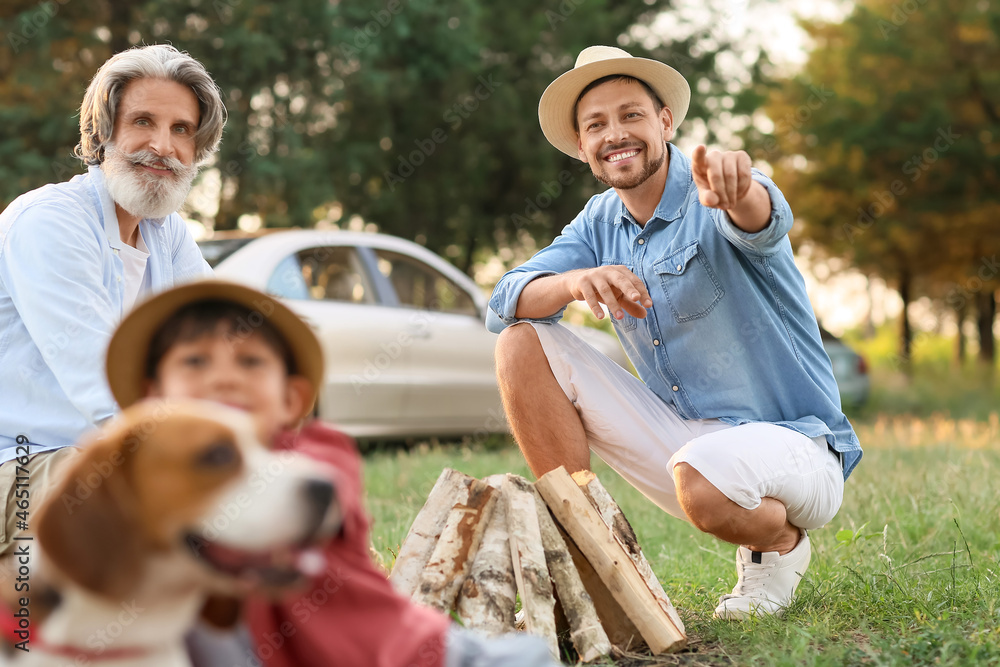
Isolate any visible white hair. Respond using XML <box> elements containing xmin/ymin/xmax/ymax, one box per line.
<box><xmin>76</xmin><ymin>44</ymin><xmax>227</xmax><ymax>166</ymax></box>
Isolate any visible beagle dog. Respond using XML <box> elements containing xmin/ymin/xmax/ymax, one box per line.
<box><xmin>0</xmin><ymin>400</ymin><xmax>340</xmax><ymax>667</ymax></box>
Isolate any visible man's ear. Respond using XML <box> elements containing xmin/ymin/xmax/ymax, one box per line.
<box><xmin>577</xmin><ymin>135</ymin><xmax>588</xmax><ymax>163</ymax></box>
<box><xmin>284</xmin><ymin>374</ymin><xmax>316</xmax><ymax>422</ymax></box>
<box><xmin>660</xmin><ymin>106</ymin><xmax>675</xmax><ymax>142</ymax></box>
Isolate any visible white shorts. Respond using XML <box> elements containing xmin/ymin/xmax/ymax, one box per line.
<box><xmin>530</xmin><ymin>322</ymin><xmax>844</xmax><ymax>530</ymax></box>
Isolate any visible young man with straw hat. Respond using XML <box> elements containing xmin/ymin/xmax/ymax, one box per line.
<box><xmin>487</xmin><ymin>46</ymin><xmax>862</xmax><ymax>620</ymax></box>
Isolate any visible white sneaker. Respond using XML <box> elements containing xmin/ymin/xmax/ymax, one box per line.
<box><xmin>713</xmin><ymin>531</ymin><xmax>811</xmax><ymax>620</ymax></box>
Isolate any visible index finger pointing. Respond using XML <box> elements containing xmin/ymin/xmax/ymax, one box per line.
<box><xmin>690</xmin><ymin>145</ymin><xmax>710</xmax><ymax>191</ymax></box>
<box><xmin>691</xmin><ymin>145</ymin><xmax>707</xmax><ymax>174</ymax></box>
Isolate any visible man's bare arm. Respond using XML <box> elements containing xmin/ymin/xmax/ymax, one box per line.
<box><xmin>514</xmin><ymin>266</ymin><xmax>652</xmax><ymax>321</ymax></box>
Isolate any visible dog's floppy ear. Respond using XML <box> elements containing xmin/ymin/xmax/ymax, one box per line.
<box><xmin>36</xmin><ymin>421</ymin><xmax>147</xmax><ymax>600</ymax></box>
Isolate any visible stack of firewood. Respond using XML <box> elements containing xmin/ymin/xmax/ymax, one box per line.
<box><xmin>388</xmin><ymin>466</ymin><xmax>687</xmax><ymax>663</ymax></box>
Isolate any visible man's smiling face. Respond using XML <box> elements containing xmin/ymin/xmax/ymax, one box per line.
<box><xmin>575</xmin><ymin>78</ymin><xmax>673</xmax><ymax>191</ymax></box>
<box><xmin>103</xmin><ymin>77</ymin><xmax>201</xmax><ymax>219</ymax></box>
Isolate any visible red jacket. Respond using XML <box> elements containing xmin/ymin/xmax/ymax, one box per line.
<box><xmin>245</xmin><ymin>421</ymin><xmax>450</xmax><ymax>667</ymax></box>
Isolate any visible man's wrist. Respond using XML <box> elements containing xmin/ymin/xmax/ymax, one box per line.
<box><xmin>726</xmin><ymin>181</ymin><xmax>771</xmax><ymax>233</ymax></box>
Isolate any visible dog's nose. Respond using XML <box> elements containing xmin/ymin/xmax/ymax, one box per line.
<box><xmin>302</xmin><ymin>478</ymin><xmax>338</xmax><ymax>540</ymax></box>
<box><xmin>305</xmin><ymin>478</ymin><xmax>334</xmax><ymax>514</ymax></box>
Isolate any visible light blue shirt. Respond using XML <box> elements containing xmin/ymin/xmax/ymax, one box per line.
<box><xmin>487</xmin><ymin>144</ymin><xmax>862</xmax><ymax>479</ymax></box>
<box><xmin>0</xmin><ymin>165</ymin><xmax>212</xmax><ymax>464</ymax></box>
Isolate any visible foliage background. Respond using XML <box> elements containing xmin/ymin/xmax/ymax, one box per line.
<box><xmin>1</xmin><ymin>0</ymin><xmax>997</xmax><ymax>365</ymax></box>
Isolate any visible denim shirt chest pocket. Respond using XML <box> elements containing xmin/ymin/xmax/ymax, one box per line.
<box><xmin>653</xmin><ymin>241</ymin><xmax>725</xmax><ymax>322</ymax></box>
<box><xmin>601</xmin><ymin>257</ymin><xmax>638</xmax><ymax>332</ymax></box>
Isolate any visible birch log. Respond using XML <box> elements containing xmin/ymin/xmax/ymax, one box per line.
<box><xmin>555</xmin><ymin>520</ymin><xmax>646</xmax><ymax>651</ymax></box>
<box><xmin>536</xmin><ymin>467</ymin><xmax>686</xmax><ymax>654</ymax></box>
<box><xmin>412</xmin><ymin>478</ymin><xmax>499</xmax><ymax>612</ymax></box>
<box><xmin>532</xmin><ymin>486</ymin><xmax>612</xmax><ymax>662</ymax></box>
<box><xmin>390</xmin><ymin>468</ymin><xmax>477</xmax><ymax>596</ymax></box>
<box><xmin>504</xmin><ymin>475</ymin><xmax>559</xmax><ymax>660</ymax></box>
<box><xmin>572</xmin><ymin>470</ymin><xmax>685</xmax><ymax>634</ymax></box>
<box><xmin>455</xmin><ymin>475</ymin><xmax>517</xmax><ymax>636</ymax></box>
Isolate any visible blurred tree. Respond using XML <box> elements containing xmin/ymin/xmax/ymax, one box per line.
<box><xmin>1</xmin><ymin>0</ymin><xmax>740</xmax><ymax>274</ymax></box>
<box><xmin>749</xmin><ymin>0</ymin><xmax>1000</xmax><ymax>371</ymax></box>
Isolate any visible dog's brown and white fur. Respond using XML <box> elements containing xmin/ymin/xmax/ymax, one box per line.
<box><xmin>1</xmin><ymin>399</ymin><xmax>340</xmax><ymax>667</ymax></box>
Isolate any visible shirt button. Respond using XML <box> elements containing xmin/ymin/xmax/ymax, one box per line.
<box><xmin>653</xmin><ymin>339</ymin><xmax>660</xmax><ymax>346</ymax></box>
<box><xmin>116</xmin><ymin>276</ymin><xmax>122</xmax><ymax>283</ymax></box>
<box><xmin>637</xmin><ymin>238</ymin><xmax>645</xmax><ymax>245</ymax></box>
<box><xmin>676</xmin><ymin>264</ymin><xmax>682</xmax><ymax>271</ymax></box>
<box><xmin>672</xmin><ymin>385</ymin><xmax>679</xmax><ymax>391</ymax></box>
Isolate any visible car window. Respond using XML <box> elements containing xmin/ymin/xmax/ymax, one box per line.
<box><xmin>268</xmin><ymin>246</ymin><xmax>375</xmax><ymax>304</ymax></box>
<box><xmin>373</xmin><ymin>249</ymin><xmax>477</xmax><ymax>316</ymax></box>
<box><xmin>197</xmin><ymin>238</ymin><xmax>254</xmax><ymax>268</ymax></box>
<box><xmin>266</xmin><ymin>255</ymin><xmax>311</xmax><ymax>300</ymax></box>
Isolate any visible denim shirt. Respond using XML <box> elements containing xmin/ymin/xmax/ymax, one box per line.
<box><xmin>488</xmin><ymin>144</ymin><xmax>862</xmax><ymax>480</ymax></box>
<box><xmin>0</xmin><ymin>165</ymin><xmax>212</xmax><ymax>464</ymax></box>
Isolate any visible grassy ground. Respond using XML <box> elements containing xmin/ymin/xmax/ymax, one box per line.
<box><xmin>363</xmin><ymin>414</ymin><xmax>1000</xmax><ymax>666</ymax></box>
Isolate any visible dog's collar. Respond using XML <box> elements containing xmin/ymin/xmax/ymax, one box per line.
<box><xmin>0</xmin><ymin>598</ymin><xmax>152</xmax><ymax>660</ymax></box>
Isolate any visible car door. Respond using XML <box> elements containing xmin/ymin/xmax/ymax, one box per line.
<box><xmin>264</xmin><ymin>244</ymin><xmax>413</xmax><ymax>434</ymax></box>
<box><xmin>370</xmin><ymin>248</ymin><xmax>505</xmax><ymax>434</ymax></box>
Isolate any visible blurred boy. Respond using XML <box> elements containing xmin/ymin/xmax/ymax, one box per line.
<box><xmin>105</xmin><ymin>280</ymin><xmax>557</xmax><ymax>667</ymax></box>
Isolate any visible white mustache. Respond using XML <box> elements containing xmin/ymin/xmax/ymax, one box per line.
<box><xmin>123</xmin><ymin>149</ymin><xmax>194</xmax><ymax>178</ymax></box>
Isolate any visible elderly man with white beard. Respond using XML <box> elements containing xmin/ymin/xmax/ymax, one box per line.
<box><xmin>0</xmin><ymin>44</ymin><xmax>225</xmax><ymax>555</ymax></box>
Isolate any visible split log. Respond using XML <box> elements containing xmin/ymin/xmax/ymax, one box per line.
<box><xmin>504</xmin><ymin>475</ymin><xmax>558</xmax><ymax>660</ymax></box>
<box><xmin>555</xmin><ymin>522</ymin><xmax>646</xmax><ymax>651</ymax></box>
<box><xmin>532</xmin><ymin>486</ymin><xmax>612</xmax><ymax>662</ymax></box>
<box><xmin>412</xmin><ymin>478</ymin><xmax>499</xmax><ymax>612</ymax></box>
<box><xmin>390</xmin><ymin>468</ymin><xmax>477</xmax><ymax>596</ymax></box>
<box><xmin>536</xmin><ymin>467</ymin><xmax>686</xmax><ymax>655</ymax></box>
<box><xmin>455</xmin><ymin>475</ymin><xmax>517</xmax><ymax>636</ymax></box>
<box><xmin>572</xmin><ymin>470</ymin><xmax>685</xmax><ymax>634</ymax></box>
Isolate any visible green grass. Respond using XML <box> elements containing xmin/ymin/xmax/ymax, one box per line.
<box><xmin>363</xmin><ymin>418</ymin><xmax>1000</xmax><ymax>666</ymax></box>
<box><xmin>841</xmin><ymin>323</ymin><xmax>1000</xmax><ymax>422</ymax></box>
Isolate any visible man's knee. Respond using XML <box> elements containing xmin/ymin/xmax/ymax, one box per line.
<box><xmin>673</xmin><ymin>462</ymin><xmax>733</xmax><ymax>534</ymax></box>
<box><xmin>495</xmin><ymin>324</ymin><xmax>544</xmax><ymax>376</ymax></box>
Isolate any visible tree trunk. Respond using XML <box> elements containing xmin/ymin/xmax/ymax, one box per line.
<box><xmin>898</xmin><ymin>269</ymin><xmax>912</xmax><ymax>374</ymax></box>
<box><xmin>107</xmin><ymin>0</ymin><xmax>132</xmax><ymax>54</ymax></box>
<box><xmin>213</xmin><ymin>174</ymin><xmax>242</xmax><ymax>231</ymax></box>
<box><xmin>460</xmin><ymin>233</ymin><xmax>478</xmax><ymax>277</ymax></box>
<box><xmin>976</xmin><ymin>290</ymin><xmax>997</xmax><ymax>370</ymax></box>
<box><xmin>955</xmin><ymin>301</ymin><xmax>968</xmax><ymax>367</ymax></box>
<box><xmin>864</xmin><ymin>276</ymin><xmax>877</xmax><ymax>339</ymax></box>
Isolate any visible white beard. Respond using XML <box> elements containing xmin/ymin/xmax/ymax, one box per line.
<box><xmin>102</xmin><ymin>144</ymin><xmax>198</xmax><ymax>220</ymax></box>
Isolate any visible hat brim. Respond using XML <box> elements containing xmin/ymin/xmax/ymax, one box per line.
<box><xmin>106</xmin><ymin>280</ymin><xmax>323</xmax><ymax>421</ymax></box>
<box><xmin>539</xmin><ymin>56</ymin><xmax>691</xmax><ymax>159</ymax></box>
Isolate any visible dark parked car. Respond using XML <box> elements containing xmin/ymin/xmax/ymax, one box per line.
<box><xmin>820</xmin><ymin>327</ymin><xmax>870</xmax><ymax>407</ymax></box>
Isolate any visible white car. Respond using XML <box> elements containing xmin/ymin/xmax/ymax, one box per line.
<box><xmin>199</xmin><ymin>229</ymin><xmax>630</xmax><ymax>439</ymax></box>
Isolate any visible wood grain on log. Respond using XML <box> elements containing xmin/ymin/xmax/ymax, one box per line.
<box><xmin>504</xmin><ymin>475</ymin><xmax>559</xmax><ymax>660</ymax></box>
<box><xmin>532</xmin><ymin>486</ymin><xmax>611</xmax><ymax>662</ymax></box>
<box><xmin>390</xmin><ymin>468</ymin><xmax>476</xmax><ymax>596</ymax></box>
<box><xmin>455</xmin><ymin>475</ymin><xmax>517</xmax><ymax>636</ymax></box>
<box><xmin>412</xmin><ymin>478</ymin><xmax>499</xmax><ymax>613</ymax></box>
<box><xmin>571</xmin><ymin>470</ymin><xmax>685</xmax><ymax>634</ymax></box>
<box><xmin>536</xmin><ymin>467</ymin><xmax>686</xmax><ymax>655</ymax></box>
